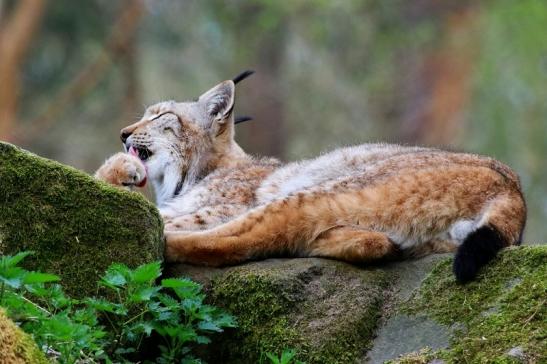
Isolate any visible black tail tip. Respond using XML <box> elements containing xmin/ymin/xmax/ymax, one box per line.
<box><xmin>453</xmin><ymin>225</ymin><xmax>506</xmax><ymax>283</ymax></box>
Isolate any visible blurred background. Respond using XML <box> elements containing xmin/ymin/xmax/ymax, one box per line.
<box><xmin>0</xmin><ymin>0</ymin><xmax>546</xmax><ymax>243</ymax></box>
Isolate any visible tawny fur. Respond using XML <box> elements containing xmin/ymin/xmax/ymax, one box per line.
<box><xmin>95</xmin><ymin>79</ymin><xmax>526</xmax><ymax>270</ymax></box>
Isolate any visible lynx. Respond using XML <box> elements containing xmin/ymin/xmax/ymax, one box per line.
<box><xmin>95</xmin><ymin>73</ymin><xmax>526</xmax><ymax>283</ymax></box>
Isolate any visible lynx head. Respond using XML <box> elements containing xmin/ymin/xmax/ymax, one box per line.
<box><xmin>120</xmin><ymin>79</ymin><xmax>245</xmax><ymax>205</ymax></box>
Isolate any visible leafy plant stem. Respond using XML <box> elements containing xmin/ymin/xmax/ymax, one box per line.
<box><xmin>0</xmin><ymin>281</ymin><xmax>5</xmax><ymax>305</ymax></box>
<box><xmin>123</xmin><ymin>308</ymin><xmax>148</xmax><ymax>326</ymax></box>
<box><xmin>19</xmin><ymin>292</ymin><xmax>51</xmax><ymax>315</ymax></box>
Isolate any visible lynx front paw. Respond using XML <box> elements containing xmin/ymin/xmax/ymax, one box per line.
<box><xmin>95</xmin><ymin>152</ymin><xmax>147</xmax><ymax>188</ymax></box>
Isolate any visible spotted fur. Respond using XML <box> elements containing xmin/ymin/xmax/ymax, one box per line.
<box><xmin>95</xmin><ymin>78</ymin><xmax>526</xmax><ymax>282</ymax></box>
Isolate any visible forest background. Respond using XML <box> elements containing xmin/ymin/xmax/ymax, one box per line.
<box><xmin>1</xmin><ymin>0</ymin><xmax>546</xmax><ymax>243</ymax></box>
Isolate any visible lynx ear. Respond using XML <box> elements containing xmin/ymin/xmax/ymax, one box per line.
<box><xmin>198</xmin><ymin>80</ymin><xmax>235</xmax><ymax>125</ymax></box>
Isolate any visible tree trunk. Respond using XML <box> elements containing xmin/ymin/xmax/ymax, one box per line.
<box><xmin>398</xmin><ymin>3</ymin><xmax>478</xmax><ymax>146</ymax></box>
<box><xmin>241</xmin><ymin>36</ymin><xmax>286</xmax><ymax>158</ymax></box>
<box><xmin>0</xmin><ymin>0</ymin><xmax>47</xmax><ymax>142</ymax></box>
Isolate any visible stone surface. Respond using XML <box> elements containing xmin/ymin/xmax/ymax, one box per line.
<box><xmin>364</xmin><ymin>254</ymin><xmax>450</xmax><ymax>363</ymax></box>
<box><xmin>0</xmin><ymin>142</ymin><xmax>164</xmax><ymax>298</ymax></box>
<box><xmin>0</xmin><ymin>308</ymin><xmax>48</xmax><ymax>364</ymax></box>
<box><xmin>169</xmin><ymin>247</ymin><xmax>547</xmax><ymax>363</ymax></box>
<box><xmin>392</xmin><ymin>245</ymin><xmax>547</xmax><ymax>363</ymax></box>
<box><xmin>167</xmin><ymin>254</ymin><xmax>451</xmax><ymax>364</ymax></box>
<box><xmin>168</xmin><ymin>258</ymin><xmax>390</xmax><ymax>364</ymax></box>
<box><xmin>365</xmin><ymin>314</ymin><xmax>451</xmax><ymax>364</ymax></box>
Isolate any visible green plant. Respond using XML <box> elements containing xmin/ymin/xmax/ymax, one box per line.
<box><xmin>1</xmin><ymin>251</ymin><xmax>106</xmax><ymax>362</ymax></box>
<box><xmin>265</xmin><ymin>348</ymin><xmax>305</xmax><ymax>364</ymax></box>
<box><xmin>94</xmin><ymin>261</ymin><xmax>237</xmax><ymax>363</ymax></box>
<box><xmin>0</xmin><ymin>251</ymin><xmax>236</xmax><ymax>363</ymax></box>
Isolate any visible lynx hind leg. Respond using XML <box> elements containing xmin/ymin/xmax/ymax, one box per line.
<box><xmin>453</xmin><ymin>191</ymin><xmax>526</xmax><ymax>283</ymax></box>
<box><xmin>308</xmin><ymin>226</ymin><xmax>399</xmax><ymax>262</ymax></box>
<box><xmin>95</xmin><ymin>152</ymin><xmax>146</xmax><ymax>188</ymax></box>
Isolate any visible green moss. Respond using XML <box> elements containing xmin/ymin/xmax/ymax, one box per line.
<box><xmin>303</xmin><ymin>266</ymin><xmax>388</xmax><ymax>363</ymax></box>
<box><xmin>386</xmin><ymin>348</ymin><xmax>436</xmax><ymax>364</ymax></box>
<box><xmin>209</xmin><ymin>265</ymin><xmax>308</xmax><ymax>362</ymax></box>
<box><xmin>401</xmin><ymin>246</ymin><xmax>547</xmax><ymax>363</ymax></box>
<box><xmin>0</xmin><ymin>142</ymin><xmax>164</xmax><ymax>298</ymax></box>
<box><xmin>204</xmin><ymin>259</ymin><xmax>389</xmax><ymax>363</ymax></box>
<box><xmin>0</xmin><ymin>308</ymin><xmax>49</xmax><ymax>364</ymax></box>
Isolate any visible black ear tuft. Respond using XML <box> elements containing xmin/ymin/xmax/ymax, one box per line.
<box><xmin>234</xmin><ymin>115</ymin><xmax>253</xmax><ymax>124</ymax></box>
<box><xmin>232</xmin><ymin>70</ymin><xmax>255</xmax><ymax>84</ymax></box>
<box><xmin>453</xmin><ymin>225</ymin><xmax>506</xmax><ymax>283</ymax></box>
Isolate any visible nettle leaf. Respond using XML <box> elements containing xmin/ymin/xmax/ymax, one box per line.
<box><xmin>182</xmin><ymin>299</ymin><xmax>202</xmax><ymax>316</ymax></box>
<box><xmin>85</xmin><ymin>298</ymin><xmax>127</xmax><ymax>315</ymax></box>
<box><xmin>25</xmin><ymin>283</ymin><xmax>49</xmax><ymax>297</ymax></box>
<box><xmin>72</xmin><ymin>308</ymin><xmax>99</xmax><ymax>327</ymax></box>
<box><xmin>162</xmin><ymin>278</ymin><xmax>203</xmax><ymax>300</ymax></box>
<box><xmin>3</xmin><ymin>291</ymin><xmax>45</xmax><ymax>319</ymax></box>
<box><xmin>115</xmin><ymin>347</ymin><xmax>136</xmax><ymax>355</ymax></box>
<box><xmin>47</xmin><ymin>284</ymin><xmax>72</xmax><ymax>309</ymax></box>
<box><xmin>281</xmin><ymin>349</ymin><xmax>297</xmax><ymax>364</ymax></box>
<box><xmin>100</xmin><ymin>264</ymin><xmax>129</xmax><ymax>289</ymax></box>
<box><xmin>180</xmin><ymin>356</ymin><xmax>202</xmax><ymax>364</ymax></box>
<box><xmin>197</xmin><ymin>321</ymin><xmax>221</xmax><ymax>332</ymax></box>
<box><xmin>156</xmin><ymin>293</ymin><xmax>180</xmax><ymax>310</ymax></box>
<box><xmin>0</xmin><ymin>251</ymin><xmax>33</xmax><ymax>268</ymax></box>
<box><xmin>133</xmin><ymin>321</ymin><xmax>154</xmax><ymax>336</ymax></box>
<box><xmin>41</xmin><ymin>314</ymin><xmax>78</xmax><ymax>340</ymax></box>
<box><xmin>157</xmin><ymin>310</ymin><xmax>176</xmax><ymax>322</ymax></box>
<box><xmin>212</xmin><ymin>312</ymin><xmax>237</xmax><ymax>328</ymax></box>
<box><xmin>132</xmin><ymin>261</ymin><xmax>162</xmax><ymax>284</ymax></box>
<box><xmin>23</xmin><ymin>272</ymin><xmax>60</xmax><ymax>285</ymax></box>
<box><xmin>124</xmin><ymin>327</ymin><xmax>139</xmax><ymax>342</ymax></box>
<box><xmin>176</xmin><ymin>326</ymin><xmax>198</xmax><ymax>343</ymax></box>
<box><xmin>161</xmin><ymin>278</ymin><xmax>200</xmax><ymax>289</ymax></box>
<box><xmin>195</xmin><ymin>335</ymin><xmax>211</xmax><ymax>344</ymax></box>
<box><xmin>129</xmin><ymin>286</ymin><xmax>161</xmax><ymax>303</ymax></box>
<box><xmin>265</xmin><ymin>352</ymin><xmax>281</xmax><ymax>364</ymax></box>
<box><xmin>0</xmin><ymin>266</ymin><xmax>27</xmax><ymax>289</ymax></box>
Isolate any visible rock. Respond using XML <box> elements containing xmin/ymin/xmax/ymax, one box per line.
<box><xmin>167</xmin><ymin>258</ymin><xmax>390</xmax><ymax>364</ymax></box>
<box><xmin>0</xmin><ymin>308</ymin><xmax>48</xmax><ymax>364</ymax></box>
<box><xmin>365</xmin><ymin>254</ymin><xmax>451</xmax><ymax>363</ymax></box>
<box><xmin>389</xmin><ymin>245</ymin><xmax>547</xmax><ymax>363</ymax></box>
<box><xmin>168</xmin><ymin>254</ymin><xmax>449</xmax><ymax>364</ymax></box>
<box><xmin>0</xmin><ymin>142</ymin><xmax>164</xmax><ymax>298</ymax></box>
<box><xmin>365</xmin><ymin>314</ymin><xmax>451</xmax><ymax>364</ymax></box>
<box><xmin>169</xmin><ymin>246</ymin><xmax>546</xmax><ymax>363</ymax></box>
<box><xmin>507</xmin><ymin>346</ymin><xmax>526</xmax><ymax>362</ymax></box>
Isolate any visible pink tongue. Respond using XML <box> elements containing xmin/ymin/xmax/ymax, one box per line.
<box><xmin>128</xmin><ymin>146</ymin><xmax>138</xmax><ymax>157</ymax></box>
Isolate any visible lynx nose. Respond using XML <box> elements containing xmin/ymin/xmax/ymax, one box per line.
<box><xmin>120</xmin><ymin>130</ymin><xmax>132</xmax><ymax>143</ymax></box>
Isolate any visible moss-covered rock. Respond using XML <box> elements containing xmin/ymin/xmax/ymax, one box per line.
<box><xmin>0</xmin><ymin>142</ymin><xmax>164</xmax><ymax>298</ymax></box>
<box><xmin>0</xmin><ymin>308</ymin><xmax>48</xmax><ymax>364</ymax></box>
<box><xmin>168</xmin><ymin>258</ymin><xmax>390</xmax><ymax>364</ymax></box>
<box><xmin>386</xmin><ymin>245</ymin><xmax>547</xmax><ymax>363</ymax></box>
<box><xmin>170</xmin><ymin>247</ymin><xmax>546</xmax><ymax>364</ymax></box>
